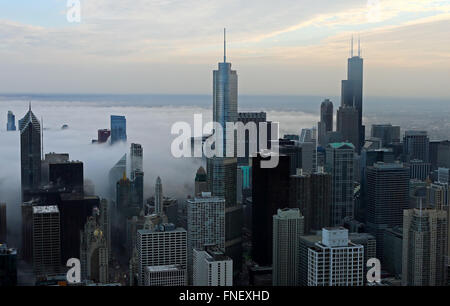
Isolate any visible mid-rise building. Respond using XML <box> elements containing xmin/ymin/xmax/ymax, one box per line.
<box><xmin>136</xmin><ymin>224</ymin><xmax>187</xmax><ymax>286</ymax></box>
<box><xmin>193</xmin><ymin>247</ymin><xmax>233</xmax><ymax>286</ymax></box>
<box><xmin>307</xmin><ymin>227</ymin><xmax>364</xmax><ymax>286</ymax></box>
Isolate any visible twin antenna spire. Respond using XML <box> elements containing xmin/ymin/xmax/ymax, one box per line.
<box><xmin>350</xmin><ymin>35</ymin><xmax>361</xmax><ymax>58</ymax></box>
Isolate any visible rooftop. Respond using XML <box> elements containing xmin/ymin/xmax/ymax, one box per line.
<box><xmin>33</xmin><ymin>205</ymin><xmax>59</xmax><ymax>214</ymax></box>
<box><xmin>146</xmin><ymin>265</ymin><xmax>183</xmax><ymax>272</ymax></box>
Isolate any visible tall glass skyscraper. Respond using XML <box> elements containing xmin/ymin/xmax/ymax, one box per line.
<box><xmin>208</xmin><ymin>29</ymin><xmax>242</xmax><ymax>276</ymax></box>
<box><xmin>110</xmin><ymin>115</ymin><xmax>127</xmax><ymax>144</ymax></box>
<box><xmin>341</xmin><ymin>37</ymin><xmax>364</xmax><ymax>152</ymax></box>
<box><xmin>19</xmin><ymin>104</ymin><xmax>41</xmax><ymax>198</ymax></box>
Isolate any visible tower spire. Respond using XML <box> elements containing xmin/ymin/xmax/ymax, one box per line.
<box><xmin>224</xmin><ymin>28</ymin><xmax>226</xmax><ymax>63</ymax></box>
<box><xmin>358</xmin><ymin>35</ymin><xmax>361</xmax><ymax>57</ymax></box>
<box><xmin>351</xmin><ymin>35</ymin><xmax>354</xmax><ymax>58</ymax></box>
<box><xmin>29</xmin><ymin>101</ymin><xmax>31</xmax><ymax>112</ymax></box>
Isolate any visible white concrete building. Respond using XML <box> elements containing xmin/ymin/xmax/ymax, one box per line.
<box><xmin>193</xmin><ymin>247</ymin><xmax>232</xmax><ymax>286</ymax></box>
<box><xmin>307</xmin><ymin>227</ymin><xmax>364</xmax><ymax>286</ymax></box>
<box><xmin>137</xmin><ymin>223</ymin><xmax>187</xmax><ymax>286</ymax></box>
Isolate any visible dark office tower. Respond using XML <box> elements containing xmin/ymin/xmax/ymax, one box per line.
<box><xmin>371</xmin><ymin>124</ymin><xmax>401</xmax><ymax>147</ymax></box>
<box><xmin>251</xmin><ymin>154</ymin><xmax>290</xmax><ymax>266</ymax></box>
<box><xmin>32</xmin><ymin>205</ymin><xmax>61</xmax><ymax>278</ymax></box>
<box><xmin>97</xmin><ymin>129</ymin><xmax>111</xmax><ymax>143</ymax></box>
<box><xmin>289</xmin><ymin>170</ymin><xmax>332</xmax><ymax>234</ymax></box>
<box><xmin>337</xmin><ymin>106</ymin><xmax>360</xmax><ymax>150</ymax></box>
<box><xmin>6</xmin><ymin>111</ymin><xmax>16</xmax><ymax>131</ymax></box>
<box><xmin>318</xmin><ymin>99</ymin><xmax>333</xmax><ymax>147</ymax></box>
<box><xmin>279</xmin><ymin>139</ymin><xmax>302</xmax><ymax>175</ymax></box>
<box><xmin>132</xmin><ymin>170</ymin><xmax>144</xmax><ymax>209</ymax></box>
<box><xmin>194</xmin><ymin>166</ymin><xmax>208</xmax><ymax>196</ymax></box>
<box><xmin>213</xmin><ymin>29</ymin><xmax>238</xmax><ymax>155</ymax></box>
<box><xmin>403</xmin><ymin>130</ymin><xmax>430</xmax><ymax>162</ymax></box>
<box><xmin>366</xmin><ymin>162</ymin><xmax>410</xmax><ymax>259</ymax></box>
<box><xmin>49</xmin><ymin>161</ymin><xmax>84</xmax><ymax>193</ymax></box>
<box><xmin>408</xmin><ymin>159</ymin><xmax>431</xmax><ymax>181</ymax></box>
<box><xmin>0</xmin><ymin>244</ymin><xmax>17</xmax><ymax>286</ymax></box>
<box><xmin>41</xmin><ymin>153</ymin><xmax>70</xmax><ymax>185</ymax></box>
<box><xmin>341</xmin><ymin>38</ymin><xmax>364</xmax><ymax>152</ymax></box>
<box><xmin>326</xmin><ymin>143</ymin><xmax>355</xmax><ymax>226</ymax></box>
<box><xmin>19</xmin><ymin>104</ymin><xmax>42</xmax><ymax>198</ymax></box>
<box><xmin>110</xmin><ymin>115</ymin><xmax>127</xmax><ymax>145</ymax></box>
<box><xmin>108</xmin><ymin>154</ymin><xmax>127</xmax><ymax>201</ymax></box>
<box><xmin>0</xmin><ymin>203</ymin><xmax>6</xmax><ymax>242</ymax></box>
<box><xmin>359</xmin><ymin>149</ymin><xmax>395</xmax><ymax>222</ymax></box>
<box><xmin>430</xmin><ymin>140</ymin><xmax>450</xmax><ymax>170</ymax></box>
<box><xmin>21</xmin><ymin>201</ymin><xmax>34</xmax><ymax>262</ymax></box>
<box><xmin>237</xmin><ymin>112</ymin><xmax>268</xmax><ymax>165</ymax></box>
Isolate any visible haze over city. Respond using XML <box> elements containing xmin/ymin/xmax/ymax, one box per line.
<box><xmin>0</xmin><ymin>0</ymin><xmax>449</xmax><ymax>97</ymax></box>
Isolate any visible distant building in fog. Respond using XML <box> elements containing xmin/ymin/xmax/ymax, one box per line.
<box><xmin>6</xmin><ymin>111</ymin><xmax>16</xmax><ymax>131</ymax></box>
<box><xmin>110</xmin><ymin>115</ymin><xmax>127</xmax><ymax>144</ymax></box>
<box><xmin>97</xmin><ymin>129</ymin><xmax>111</xmax><ymax>143</ymax></box>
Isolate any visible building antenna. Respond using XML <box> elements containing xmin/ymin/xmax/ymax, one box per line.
<box><xmin>224</xmin><ymin>28</ymin><xmax>226</xmax><ymax>63</ymax></box>
<box><xmin>351</xmin><ymin>35</ymin><xmax>354</xmax><ymax>58</ymax></box>
<box><xmin>29</xmin><ymin>101</ymin><xmax>31</xmax><ymax>111</ymax></box>
<box><xmin>358</xmin><ymin>35</ymin><xmax>361</xmax><ymax>57</ymax></box>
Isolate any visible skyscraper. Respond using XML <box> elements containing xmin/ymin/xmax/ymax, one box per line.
<box><xmin>402</xmin><ymin>208</ymin><xmax>448</xmax><ymax>286</ymax></box>
<box><xmin>6</xmin><ymin>111</ymin><xmax>16</xmax><ymax>131</ymax></box>
<box><xmin>318</xmin><ymin>99</ymin><xmax>333</xmax><ymax>147</ymax></box>
<box><xmin>209</xmin><ymin>30</ymin><xmax>242</xmax><ymax>274</ymax></box>
<box><xmin>366</xmin><ymin>162</ymin><xmax>410</xmax><ymax>258</ymax></box>
<box><xmin>341</xmin><ymin>37</ymin><xmax>364</xmax><ymax>152</ymax></box>
<box><xmin>251</xmin><ymin>153</ymin><xmax>290</xmax><ymax>266</ymax></box>
<box><xmin>97</xmin><ymin>129</ymin><xmax>111</xmax><ymax>143</ymax></box>
<box><xmin>154</xmin><ymin>177</ymin><xmax>163</xmax><ymax>215</ymax></box>
<box><xmin>289</xmin><ymin>169</ymin><xmax>332</xmax><ymax>234</ymax></box>
<box><xmin>371</xmin><ymin>124</ymin><xmax>401</xmax><ymax>147</ymax></box>
<box><xmin>187</xmin><ymin>192</ymin><xmax>225</xmax><ymax>282</ymax></box>
<box><xmin>325</xmin><ymin>142</ymin><xmax>355</xmax><ymax>226</ymax></box>
<box><xmin>19</xmin><ymin>104</ymin><xmax>42</xmax><ymax>197</ymax></box>
<box><xmin>80</xmin><ymin>206</ymin><xmax>109</xmax><ymax>284</ymax></box>
<box><xmin>272</xmin><ymin>208</ymin><xmax>304</xmax><ymax>286</ymax></box>
<box><xmin>49</xmin><ymin>161</ymin><xmax>84</xmax><ymax>193</ymax></box>
<box><xmin>403</xmin><ymin>130</ymin><xmax>430</xmax><ymax>163</ymax></box>
<box><xmin>336</xmin><ymin>106</ymin><xmax>360</xmax><ymax>150</ymax></box>
<box><xmin>32</xmin><ymin>205</ymin><xmax>61</xmax><ymax>277</ymax></box>
<box><xmin>213</xmin><ymin>28</ymin><xmax>238</xmax><ymax>155</ymax></box>
<box><xmin>110</xmin><ymin>115</ymin><xmax>127</xmax><ymax>144</ymax></box>
<box><xmin>130</xmin><ymin>143</ymin><xmax>143</xmax><ymax>180</ymax></box>
<box><xmin>307</xmin><ymin>227</ymin><xmax>364</xmax><ymax>286</ymax></box>
<box><xmin>108</xmin><ymin>154</ymin><xmax>127</xmax><ymax>201</ymax></box>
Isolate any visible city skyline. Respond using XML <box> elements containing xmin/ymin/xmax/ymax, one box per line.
<box><xmin>0</xmin><ymin>0</ymin><xmax>449</xmax><ymax>97</ymax></box>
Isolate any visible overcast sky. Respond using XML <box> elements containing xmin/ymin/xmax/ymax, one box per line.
<box><xmin>0</xmin><ymin>0</ymin><xmax>449</xmax><ymax>97</ymax></box>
